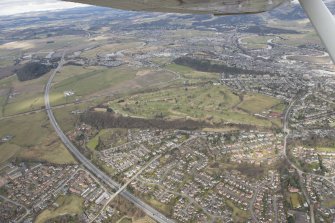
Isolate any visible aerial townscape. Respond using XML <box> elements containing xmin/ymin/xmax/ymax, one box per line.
<box><xmin>0</xmin><ymin>1</ymin><xmax>335</xmax><ymax>223</ymax></box>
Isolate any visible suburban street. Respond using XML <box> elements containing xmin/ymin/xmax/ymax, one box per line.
<box><xmin>44</xmin><ymin>53</ymin><xmax>174</xmax><ymax>223</ymax></box>
<box><xmin>0</xmin><ymin>195</ymin><xmax>30</xmax><ymax>223</ymax></box>
<box><xmin>282</xmin><ymin>98</ymin><xmax>315</xmax><ymax>223</ymax></box>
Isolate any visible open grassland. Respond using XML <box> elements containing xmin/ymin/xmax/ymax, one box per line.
<box><xmin>274</xmin><ymin>32</ymin><xmax>320</xmax><ymax>47</ymax></box>
<box><xmin>50</xmin><ymin>65</ymin><xmax>177</xmax><ymax>107</ymax></box>
<box><xmin>52</xmin><ymin>100</ymin><xmax>103</xmax><ymax>133</ymax></box>
<box><xmin>0</xmin><ymin>35</ymin><xmax>89</xmax><ymax>55</ymax></box>
<box><xmin>86</xmin><ymin>128</ymin><xmax>128</xmax><ymax>151</ymax></box>
<box><xmin>109</xmin><ymin>85</ymin><xmax>284</xmax><ymax>127</ymax></box>
<box><xmin>0</xmin><ymin>112</ymin><xmax>76</xmax><ymax>164</ymax></box>
<box><xmin>0</xmin><ymin>144</ymin><xmax>20</xmax><ymax>164</ymax></box>
<box><xmin>0</xmin><ymin>95</ymin><xmax>6</xmax><ymax>118</ymax></box>
<box><xmin>271</xmin><ymin>102</ymin><xmax>287</xmax><ymax>113</ymax></box>
<box><xmin>50</xmin><ymin>66</ymin><xmax>137</xmax><ymax>105</ymax></box>
<box><xmin>1</xmin><ymin>63</ymin><xmax>178</xmax><ymax>117</ymax></box>
<box><xmin>240</xmin><ymin>35</ymin><xmax>273</xmax><ymax>49</ymax></box>
<box><xmin>1</xmin><ymin>72</ymin><xmax>50</xmax><ymax>116</ymax></box>
<box><xmin>144</xmin><ymin>196</ymin><xmax>172</xmax><ymax>217</ymax></box>
<box><xmin>289</xmin><ymin>193</ymin><xmax>302</xmax><ymax>209</ymax></box>
<box><xmin>81</xmin><ymin>42</ymin><xmax>144</xmax><ymax>58</ymax></box>
<box><xmin>133</xmin><ymin>216</ymin><xmax>156</xmax><ymax>223</ymax></box>
<box><xmin>322</xmin><ymin>198</ymin><xmax>335</xmax><ymax>208</ymax></box>
<box><xmin>238</xmin><ymin>93</ymin><xmax>282</xmax><ymax>114</ymax></box>
<box><xmin>0</xmin><ymin>58</ymin><xmax>14</xmax><ymax>68</ymax></box>
<box><xmin>226</xmin><ymin>200</ymin><xmax>250</xmax><ymax>223</ymax></box>
<box><xmin>118</xmin><ymin>217</ymin><xmax>133</xmax><ymax>223</ymax></box>
<box><xmin>286</xmin><ymin>55</ymin><xmax>332</xmax><ymax>64</ymax></box>
<box><xmin>315</xmin><ymin>147</ymin><xmax>335</xmax><ymax>152</ymax></box>
<box><xmin>34</xmin><ymin>195</ymin><xmax>84</xmax><ymax>223</ymax></box>
<box><xmin>166</xmin><ymin>63</ymin><xmax>218</xmax><ymax>79</ymax></box>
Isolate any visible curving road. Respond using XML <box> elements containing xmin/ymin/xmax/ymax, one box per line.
<box><xmin>282</xmin><ymin>98</ymin><xmax>315</xmax><ymax>223</ymax></box>
<box><xmin>44</xmin><ymin>53</ymin><xmax>174</xmax><ymax>223</ymax></box>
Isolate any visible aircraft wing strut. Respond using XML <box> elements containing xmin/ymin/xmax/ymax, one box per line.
<box><xmin>299</xmin><ymin>0</ymin><xmax>335</xmax><ymax>63</ymax></box>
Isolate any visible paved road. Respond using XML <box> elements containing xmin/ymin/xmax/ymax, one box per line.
<box><xmin>249</xmin><ymin>183</ymin><xmax>264</xmax><ymax>223</ymax></box>
<box><xmin>91</xmin><ymin>154</ymin><xmax>162</xmax><ymax>223</ymax></box>
<box><xmin>44</xmin><ymin>53</ymin><xmax>174</xmax><ymax>223</ymax></box>
<box><xmin>282</xmin><ymin>98</ymin><xmax>315</xmax><ymax>223</ymax></box>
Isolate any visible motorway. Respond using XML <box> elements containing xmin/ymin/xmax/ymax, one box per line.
<box><xmin>44</xmin><ymin>53</ymin><xmax>174</xmax><ymax>223</ymax></box>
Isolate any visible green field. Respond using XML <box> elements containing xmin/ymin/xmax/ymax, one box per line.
<box><xmin>322</xmin><ymin>198</ymin><xmax>335</xmax><ymax>208</ymax></box>
<box><xmin>274</xmin><ymin>32</ymin><xmax>320</xmax><ymax>47</ymax></box>
<box><xmin>81</xmin><ymin>42</ymin><xmax>144</xmax><ymax>58</ymax></box>
<box><xmin>109</xmin><ymin>85</ymin><xmax>284</xmax><ymax>127</ymax></box>
<box><xmin>0</xmin><ymin>144</ymin><xmax>20</xmax><ymax>164</ymax></box>
<box><xmin>86</xmin><ymin>128</ymin><xmax>128</xmax><ymax>151</ymax></box>
<box><xmin>50</xmin><ymin>66</ymin><xmax>137</xmax><ymax>106</ymax></box>
<box><xmin>226</xmin><ymin>200</ymin><xmax>250</xmax><ymax>223</ymax></box>
<box><xmin>238</xmin><ymin>93</ymin><xmax>282</xmax><ymax>114</ymax></box>
<box><xmin>0</xmin><ymin>112</ymin><xmax>76</xmax><ymax>164</ymax></box>
<box><xmin>315</xmin><ymin>147</ymin><xmax>335</xmax><ymax>152</ymax></box>
<box><xmin>165</xmin><ymin>63</ymin><xmax>219</xmax><ymax>80</ymax></box>
<box><xmin>241</xmin><ymin>35</ymin><xmax>273</xmax><ymax>49</ymax></box>
<box><xmin>118</xmin><ymin>217</ymin><xmax>133</xmax><ymax>223</ymax></box>
<box><xmin>34</xmin><ymin>195</ymin><xmax>84</xmax><ymax>223</ymax></box>
<box><xmin>289</xmin><ymin>193</ymin><xmax>302</xmax><ymax>209</ymax></box>
<box><xmin>0</xmin><ymin>58</ymin><xmax>14</xmax><ymax>68</ymax></box>
<box><xmin>0</xmin><ymin>73</ymin><xmax>50</xmax><ymax>116</ymax></box>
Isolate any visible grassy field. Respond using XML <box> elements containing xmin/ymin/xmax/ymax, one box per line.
<box><xmin>52</xmin><ymin>99</ymin><xmax>103</xmax><ymax>133</ymax></box>
<box><xmin>0</xmin><ymin>144</ymin><xmax>20</xmax><ymax>164</ymax></box>
<box><xmin>322</xmin><ymin>198</ymin><xmax>335</xmax><ymax>208</ymax></box>
<box><xmin>240</xmin><ymin>35</ymin><xmax>272</xmax><ymax>49</ymax></box>
<box><xmin>274</xmin><ymin>32</ymin><xmax>320</xmax><ymax>47</ymax></box>
<box><xmin>34</xmin><ymin>195</ymin><xmax>84</xmax><ymax>223</ymax></box>
<box><xmin>0</xmin><ymin>58</ymin><xmax>14</xmax><ymax>68</ymax></box>
<box><xmin>165</xmin><ymin>63</ymin><xmax>197</xmax><ymax>75</ymax></box>
<box><xmin>133</xmin><ymin>216</ymin><xmax>156</xmax><ymax>223</ymax></box>
<box><xmin>315</xmin><ymin>147</ymin><xmax>335</xmax><ymax>152</ymax></box>
<box><xmin>238</xmin><ymin>93</ymin><xmax>282</xmax><ymax>114</ymax></box>
<box><xmin>0</xmin><ymin>35</ymin><xmax>89</xmax><ymax>54</ymax></box>
<box><xmin>226</xmin><ymin>200</ymin><xmax>250</xmax><ymax>223</ymax></box>
<box><xmin>0</xmin><ymin>95</ymin><xmax>6</xmax><ymax>118</ymax></box>
<box><xmin>50</xmin><ymin>66</ymin><xmax>137</xmax><ymax>106</ymax></box>
<box><xmin>271</xmin><ymin>102</ymin><xmax>287</xmax><ymax>113</ymax></box>
<box><xmin>81</xmin><ymin>42</ymin><xmax>144</xmax><ymax>58</ymax></box>
<box><xmin>86</xmin><ymin>128</ymin><xmax>128</xmax><ymax>151</ymax></box>
<box><xmin>109</xmin><ymin>85</ymin><xmax>284</xmax><ymax>127</ymax></box>
<box><xmin>165</xmin><ymin>63</ymin><xmax>218</xmax><ymax>79</ymax></box>
<box><xmin>0</xmin><ymin>112</ymin><xmax>76</xmax><ymax>164</ymax></box>
<box><xmin>286</xmin><ymin>55</ymin><xmax>332</xmax><ymax>64</ymax></box>
<box><xmin>289</xmin><ymin>193</ymin><xmax>302</xmax><ymax>209</ymax></box>
<box><xmin>145</xmin><ymin>196</ymin><xmax>172</xmax><ymax>216</ymax></box>
<box><xmin>1</xmin><ymin>72</ymin><xmax>50</xmax><ymax>116</ymax></box>
<box><xmin>118</xmin><ymin>217</ymin><xmax>133</xmax><ymax>223</ymax></box>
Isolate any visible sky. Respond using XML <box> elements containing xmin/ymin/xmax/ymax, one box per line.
<box><xmin>0</xmin><ymin>0</ymin><xmax>87</xmax><ymax>16</ymax></box>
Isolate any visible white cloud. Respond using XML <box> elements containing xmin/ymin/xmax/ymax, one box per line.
<box><xmin>0</xmin><ymin>0</ymin><xmax>87</xmax><ymax>16</ymax></box>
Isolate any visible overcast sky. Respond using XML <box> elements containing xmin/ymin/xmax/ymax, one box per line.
<box><xmin>0</xmin><ymin>0</ymin><xmax>87</xmax><ymax>16</ymax></box>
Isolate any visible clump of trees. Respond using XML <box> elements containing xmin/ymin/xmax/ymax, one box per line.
<box><xmin>16</xmin><ymin>62</ymin><xmax>52</xmax><ymax>81</ymax></box>
<box><xmin>80</xmin><ymin>111</ymin><xmax>211</xmax><ymax>130</ymax></box>
<box><xmin>173</xmin><ymin>56</ymin><xmax>269</xmax><ymax>75</ymax></box>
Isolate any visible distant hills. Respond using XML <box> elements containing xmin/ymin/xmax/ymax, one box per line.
<box><xmin>268</xmin><ymin>1</ymin><xmax>335</xmax><ymax>21</ymax></box>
